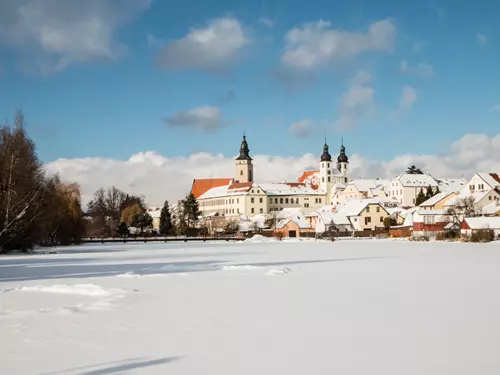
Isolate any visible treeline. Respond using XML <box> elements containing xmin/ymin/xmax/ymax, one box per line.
<box><xmin>86</xmin><ymin>187</ymin><xmax>202</xmax><ymax>238</ymax></box>
<box><xmin>0</xmin><ymin>112</ymin><xmax>85</xmax><ymax>253</ymax></box>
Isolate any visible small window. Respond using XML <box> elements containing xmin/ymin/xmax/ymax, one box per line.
<box><xmin>237</xmin><ymin>198</ymin><xmax>239</xmax><ymax>203</ymax></box>
<box><xmin>259</xmin><ymin>198</ymin><xmax>263</xmax><ymax>203</ymax></box>
<box><xmin>380</xmin><ymin>216</ymin><xmax>384</xmax><ymax>223</ymax></box>
<box><xmin>275</xmin><ymin>198</ymin><xmax>278</xmax><ymax>204</ymax></box>
<box><xmin>240</xmin><ymin>170</ymin><xmax>243</xmax><ymax>175</ymax></box>
<box><xmin>489</xmin><ymin>196</ymin><xmax>492</xmax><ymax>201</ymax></box>
<box><xmin>319</xmin><ymin>198</ymin><xmax>322</xmax><ymax>203</ymax></box>
<box><xmin>328</xmin><ymin>177</ymin><xmax>331</xmax><ymax>182</ymax></box>
<box><xmin>328</xmin><ymin>163</ymin><xmax>330</xmax><ymax>168</ymax></box>
<box><xmin>364</xmin><ymin>217</ymin><xmax>371</xmax><ymax>225</ymax></box>
<box><xmin>269</xmin><ymin>198</ymin><xmax>273</xmax><ymax>203</ymax></box>
<box><xmin>237</xmin><ymin>208</ymin><xmax>240</xmax><ymax>213</ymax></box>
<box><xmin>376</xmin><ymin>207</ymin><xmax>380</xmax><ymax>213</ymax></box>
<box><xmin>285</xmin><ymin>198</ymin><xmax>289</xmax><ymax>204</ymax></box>
<box><xmin>315</xmin><ymin>198</ymin><xmax>318</xmax><ymax>203</ymax></box>
<box><xmin>366</xmin><ymin>206</ymin><xmax>370</xmax><ymax>213</ymax></box>
<box><xmin>251</xmin><ymin>197</ymin><xmax>254</xmax><ymax>203</ymax></box>
<box><xmin>322</xmin><ymin>177</ymin><xmax>325</xmax><ymax>182</ymax></box>
<box><xmin>260</xmin><ymin>208</ymin><xmax>263</xmax><ymax>214</ymax></box>
<box><xmin>304</xmin><ymin>203</ymin><xmax>309</xmax><ymax>208</ymax></box>
<box><xmin>280</xmin><ymin>198</ymin><xmax>283</xmax><ymax>204</ymax></box>
<box><xmin>252</xmin><ymin>190</ymin><xmax>254</xmax><ymax>194</ymax></box>
<box><xmin>251</xmin><ymin>208</ymin><xmax>254</xmax><ymax>214</ymax></box>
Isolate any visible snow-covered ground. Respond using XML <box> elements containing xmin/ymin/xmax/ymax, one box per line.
<box><xmin>2</xmin><ymin>238</ymin><xmax>500</xmax><ymax>374</ymax></box>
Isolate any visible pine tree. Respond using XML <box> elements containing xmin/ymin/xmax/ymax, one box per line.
<box><xmin>117</xmin><ymin>221</ymin><xmax>129</xmax><ymax>237</ymax></box>
<box><xmin>159</xmin><ymin>200</ymin><xmax>172</xmax><ymax>236</ymax></box>
<box><xmin>183</xmin><ymin>193</ymin><xmax>201</xmax><ymax>230</ymax></box>
<box><xmin>425</xmin><ymin>184</ymin><xmax>433</xmax><ymax>200</ymax></box>
<box><xmin>434</xmin><ymin>186</ymin><xmax>441</xmax><ymax>196</ymax></box>
<box><xmin>415</xmin><ymin>188</ymin><xmax>426</xmax><ymax>206</ymax></box>
<box><xmin>132</xmin><ymin>212</ymin><xmax>152</xmax><ymax>234</ymax></box>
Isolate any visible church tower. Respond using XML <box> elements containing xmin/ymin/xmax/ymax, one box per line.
<box><xmin>337</xmin><ymin>139</ymin><xmax>349</xmax><ymax>183</ymax></box>
<box><xmin>235</xmin><ymin>135</ymin><xmax>253</xmax><ymax>183</ymax></box>
<box><xmin>319</xmin><ymin>139</ymin><xmax>333</xmax><ymax>194</ymax></box>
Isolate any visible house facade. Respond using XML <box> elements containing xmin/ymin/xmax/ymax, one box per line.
<box><xmin>389</xmin><ymin>173</ymin><xmax>439</xmax><ymax>207</ymax></box>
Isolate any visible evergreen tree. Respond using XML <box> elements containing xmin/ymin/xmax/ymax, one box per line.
<box><xmin>159</xmin><ymin>200</ymin><xmax>172</xmax><ymax>236</ymax></box>
<box><xmin>117</xmin><ymin>221</ymin><xmax>129</xmax><ymax>237</ymax></box>
<box><xmin>434</xmin><ymin>186</ymin><xmax>441</xmax><ymax>196</ymax></box>
<box><xmin>415</xmin><ymin>188</ymin><xmax>426</xmax><ymax>206</ymax></box>
<box><xmin>183</xmin><ymin>193</ymin><xmax>201</xmax><ymax>230</ymax></box>
<box><xmin>133</xmin><ymin>212</ymin><xmax>153</xmax><ymax>234</ymax></box>
<box><xmin>425</xmin><ymin>184</ymin><xmax>433</xmax><ymax>200</ymax></box>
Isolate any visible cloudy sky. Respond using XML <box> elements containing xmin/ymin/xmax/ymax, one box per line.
<box><xmin>1</xmin><ymin>0</ymin><xmax>499</xmax><ymax>206</ymax></box>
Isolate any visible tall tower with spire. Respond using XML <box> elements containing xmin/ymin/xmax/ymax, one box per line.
<box><xmin>337</xmin><ymin>139</ymin><xmax>349</xmax><ymax>182</ymax></box>
<box><xmin>235</xmin><ymin>134</ymin><xmax>253</xmax><ymax>183</ymax></box>
<box><xmin>319</xmin><ymin>138</ymin><xmax>333</xmax><ymax>195</ymax></box>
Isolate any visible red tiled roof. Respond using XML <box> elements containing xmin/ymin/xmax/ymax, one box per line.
<box><xmin>228</xmin><ymin>182</ymin><xmax>253</xmax><ymax>191</ymax></box>
<box><xmin>191</xmin><ymin>178</ymin><xmax>233</xmax><ymax>198</ymax></box>
<box><xmin>490</xmin><ymin>173</ymin><xmax>500</xmax><ymax>184</ymax></box>
<box><xmin>298</xmin><ymin>170</ymin><xmax>319</xmax><ymax>183</ymax></box>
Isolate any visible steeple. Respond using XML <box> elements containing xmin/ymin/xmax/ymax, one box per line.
<box><xmin>236</xmin><ymin>134</ymin><xmax>252</xmax><ymax>161</ymax></box>
<box><xmin>320</xmin><ymin>139</ymin><xmax>332</xmax><ymax>162</ymax></box>
<box><xmin>337</xmin><ymin>139</ymin><xmax>348</xmax><ymax>163</ymax></box>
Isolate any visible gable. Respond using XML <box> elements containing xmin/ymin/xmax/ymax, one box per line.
<box><xmin>191</xmin><ymin>178</ymin><xmax>233</xmax><ymax>198</ymax></box>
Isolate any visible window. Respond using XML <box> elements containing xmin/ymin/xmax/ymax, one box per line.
<box><xmin>328</xmin><ymin>163</ymin><xmax>330</xmax><ymax>168</ymax></box>
<box><xmin>275</xmin><ymin>198</ymin><xmax>278</xmax><ymax>204</ymax></box>
<box><xmin>269</xmin><ymin>198</ymin><xmax>273</xmax><ymax>204</ymax></box>
<box><xmin>285</xmin><ymin>198</ymin><xmax>289</xmax><ymax>204</ymax></box>
<box><xmin>296</xmin><ymin>198</ymin><xmax>300</xmax><ymax>203</ymax></box>
<box><xmin>237</xmin><ymin>209</ymin><xmax>240</xmax><ymax>213</ymax></box>
<box><xmin>318</xmin><ymin>198</ymin><xmax>322</xmax><ymax>203</ymax></box>
<box><xmin>376</xmin><ymin>207</ymin><xmax>380</xmax><ymax>213</ymax></box>
<box><xmin>380</xmin><ymin>216</ymin><xmax>384</xmax><ymax>223</ymax></box>
<box><xmin>280</xmin><ymin>198</ymin><xmax>283</xmax><ymax>204</ymax></box>
<box><xmin>251</xmin><ymin>197</ymin><xmax>254</xmax><ymax>203</ymax></box>
<box><xmin>251</xmin><ymin>208</ymin><xmax>254</xmax><ymax>214</ymax></box>
<box><xmin>237</xmin><ymin>198</ymin><xmax>239</xmax><ymax>204</ymax></box>
<box><xmin>252</xmin><ymin>190</ymin><xmax>254</xmax><ymax>194</ymax></box>
<box><xmin>304</xmin><ymin>203</ymin><xmax>309</xmax><ymax>208</ymax></box>
<box><xmin>322</xmin><ymin>177</ymin><xmax>325</xmax><ymax>182</ymax></box>
<box><xmin>364</xmin><ymin>217</ymin><xmax>371</xmax><ymax>225</ymax></box>
<box><xmin>424</xmin><ymin>216</ymin><xmax>435</xmax><ymax>225</ymax></box>
<box><xmin>328</xmin><ymin>177</ymin><xmax>331</xmax><ymax>182</ymax></box>
<box><xmin>489</xmin><ymin>196</ymin><xmax>492</xmax><ymax>201</ymax></box>
<box><xmin>260</xmin><ymin>208</ymin><xmax>263</xmax><ymax>214</ymax></box>
<box><xmin>315</xmin><ymin>198</ymin><xmax>318</xmax><ymax>203</ymax></box>
<box><xmin>366</xmin><ymin>206</ymin><xmax>370</xmax><ymax>213</ymax></box>
<box><xmin>259</xmin><ymin>197</ymin><xmax>263</xmax><ymax>203</ymax></box>
<box><xmin>240</xmin><ymin>170</ymin><xmax>243</xmax><ymax>175</ymax></box>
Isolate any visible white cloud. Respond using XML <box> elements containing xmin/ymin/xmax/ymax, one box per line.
<box><xmin>412</xmin><ymin>41</ymin><xmax>427</xmax><ymax>53</ymax></box>
<box><xmin>156</xmin><ymin>17</ymin><xmax>250</xmax><ymax>72</ymax></box>
<box><xmin>489</xmin><ymin>105</ymin><xmax>500</xmax><ymax>112</ymax></box>
<box><xmin>477</xmin><ymin>33</ymin><xmax>487</xmax><ymax>46</ymax></box>
<box><xmin>163</xmin><ymin>106</ymin><xmax>227</xmax><ymax>133</ymax></box>
<box><xmin>281</xmin><ymin>19</ymin><xmax>395</xmax><ymax>70</ymax></box>
<box><xmin>400</xmin><ymin>60</ymin><xmax>435</xmax><ymax>77</ymax></box>
<box><xmin>0</xmin><ymin>0</ymin><xmax>150</xmax><ymax>74</ymax></box>
<box><xmin>259</xmin><ymin>17</ymin><xmax>274</xmax><ymax>28</ymax></box>
<box><xmin>288</xmin><ymin>119</ymin><xmax>313</xmax><ymax>138</ymax></box>
<box><xmin>393</xmin><ymin>86</ymin><xmax>417</xmax><ymax>116</ymax></box>
<box><xmin>45</xmin><ymin>133</ymin><xmax>500</xmax><ymax>208</ymax></box>
<box><xmin>333</xmin><ymin>71</ymin><xmax>375</xmax><ymax>130</ymax></box>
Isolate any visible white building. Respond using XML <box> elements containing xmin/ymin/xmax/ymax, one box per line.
<box><xmin>389</xmin><ymin>173</ymin><xmax>439</xmax><ymax>207</ymax></box>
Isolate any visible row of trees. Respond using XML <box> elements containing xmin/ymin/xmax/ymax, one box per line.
<box><xmin>0</xmin><ymin>112</ymin><xmax>86</xmax><ymax>252</ymax></box>
<box><xmin>415</xmin><ymin>185</ymin><xmax>441</xmax><ymax>206</ymax></box>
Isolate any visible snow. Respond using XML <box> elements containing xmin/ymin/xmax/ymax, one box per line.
<box><xmin>394</xmin><ymin>173</ymin><xmax>438</xmax><ymax>187</ymax></box>
<box><xmin>419</xmin><ymin>191</ymin><xmax>454</xmax><ymax>207</ymax></box>
<box><xmin>259</xmin><ymin>183</ymin><xmax>323</xmax><ymax>196</ymax></box>
<box><xmin>2</xmin><ymin>241</ymin><xmax>500</xmax><ymax>374</ymax></box>
<box><xmin>436</xmin><ymin>177</ymin><xmax>467</xmax><ymax>193</ymax></box>
<box><xmin>463</xmin><ymin>217</ymin><xmax>500</xmax><ymax>229</ymax></box>
<box><xmin>477</xmin><ymin>173</ymin><xmax>500</xmax><ymax>189</ymax></box>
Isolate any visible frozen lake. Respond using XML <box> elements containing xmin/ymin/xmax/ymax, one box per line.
<box><xmin>2</xmin><ymin>238</ymin><xmax>500</xmax><ymax>374</ymax></box>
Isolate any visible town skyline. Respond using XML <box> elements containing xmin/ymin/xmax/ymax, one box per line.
<box><xmin>1</xmin><ymin>0</ymin><xmax>499</xmax><ymax>205</ymax></box>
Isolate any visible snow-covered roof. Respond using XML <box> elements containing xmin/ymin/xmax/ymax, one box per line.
<box><xmin>419</xmin><ymin>192</ymin><xmax>455</xmax><ymax>207</ymax></box>
<box><xmin>277</xmin><ymin>207</ymin><xmax>302</xmax><ymax>219</ymax></box>
<box><xmin>260</xmin><ymin>183</ymin><xmax>324</xmax><ymax>196</ymax></box>
<box><xmin>476</xmin><ymin>173</ymin><xmax>500</xmax><ymax>189</ymax></box>
<box><xmin>463</xmin><ymin>217</ymin><xmax>500</xmax><ymax>230</ymax></box>
<box><xmin>483</xmin><ymin>203</ymin><xmax>500</xmax><ymax>215</ymax></box>
<box><xmin>436</xmin><ymin>178</ymin><xmax>467</xmax><ymax>193</ymax></box>
<box><xmin>319</xmin><ymin>211</ymin><xmax>351</xmax><ymax>226</ymax></box>
<box><xmin>276</xmin><ymin>214</ymin><xmax>311</xmax><ymax>229</ymax></box>
<box><xmin>416</xmin><ymin>209</ymin><xmax>447</xmax><ymax>216</ymax></box>
<box><xmin>149</xmin><ymin>209</ymin><xmax>161</xmax><ymax>218</ymax></box>
<box><xmin>393</xmin><ymin>173</ymin><xmax>438</xmax><ymax>187</ymax></box>
<box><xmin>449</xmin><ymin>190</ymin><xmax>491</xmax><ymax>205</ymax></box>
<box><xmin>337</xmin><ymin>199</ymin><xmax>386</xmax><ymax>217</ymax></box>
<box><xmin>351</xmin><ymin>179</ymin><xmax>390</xmax><ymax>193</ymax></box>
<box><xmin>332</xmin><ymin>182</ymin><xmax>346</xmax><ymax>190</ymax></box>
<box><xmin>198</xmin><ymin>182</ymin><xmax>255</xmax><ymax>199</ymax></box>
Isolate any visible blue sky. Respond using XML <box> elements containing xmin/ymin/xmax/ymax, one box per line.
<box><xmin>1</xmin><ymin>0</ymin><xmax>500</xmax><ymax>165</ymax></box>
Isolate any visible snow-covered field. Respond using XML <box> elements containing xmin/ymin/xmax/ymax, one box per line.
<box><xmin>2</xmin><ymin>238</ymin><xmax>500</xmax><ymax>374</ymax></box>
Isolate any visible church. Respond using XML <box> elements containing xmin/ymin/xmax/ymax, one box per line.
<box><xmin>191</xmin><ymin>135</ymin><xmax>350</xmax><ymax>218</ymax></box>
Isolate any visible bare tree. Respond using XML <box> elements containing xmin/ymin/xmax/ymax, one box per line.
<box><xmin>445</xmin><ymin>196</ymin><xmax>481</xmax><ymax>223</ymax></box>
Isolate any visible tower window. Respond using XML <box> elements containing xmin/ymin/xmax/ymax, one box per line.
<box><xmin>328</xmin><ymin>177</ymin><xmax>331</xmax><ymax>182</ymax></box>
<box><xmin>240</xmin><ymin>170</ymin><xmax>243</xmax><ymax>175</ymax></box>
<box><xmin>322</xmin><ymin>177</ymin><xmax>325</xmax><ymax>182</ymax></box>
<box><xmin>328</xmin><ymin>163</ymin><xmax>330</xmax><ymax>168</ymax></box>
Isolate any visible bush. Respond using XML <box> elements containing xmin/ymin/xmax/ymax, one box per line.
<box><xmin>470</xmin><ymin>230</ymin><xmax>494</xmax><ymax>243</ymax></box>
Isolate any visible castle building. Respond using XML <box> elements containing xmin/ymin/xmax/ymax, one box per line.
<box><xmin>191</xmin><ymin>135</ymin><xmax>349</xmax><ymax>217</ymax></box>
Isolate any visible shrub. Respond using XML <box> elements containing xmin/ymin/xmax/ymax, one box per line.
<box><xmin>470</xmin><ymin>230</ymin><xmax>494</xmax><ymax>243</ymax></box>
